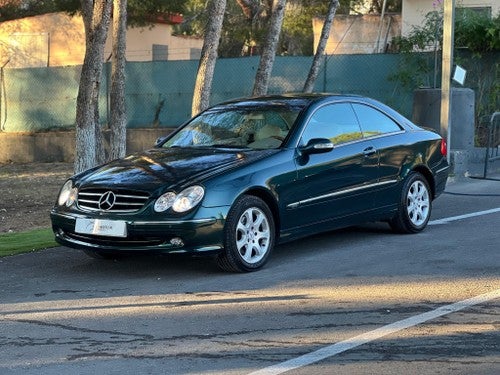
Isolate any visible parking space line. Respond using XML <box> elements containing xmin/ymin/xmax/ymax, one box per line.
<box><xmin>249</xmin><ymin>289</ymin><xmax>500</xmax><ymax>375</ymax></box>
<box><xmin>428</xmin><ymin>207</ymin><xmax>500</xmax><ymax>225</ymax></box>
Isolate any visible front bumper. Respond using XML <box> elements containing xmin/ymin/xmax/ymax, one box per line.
<box><xmin>51</xmin><ymin>210</ymin><xmax>226</xmax><ymax>254</ymax></box>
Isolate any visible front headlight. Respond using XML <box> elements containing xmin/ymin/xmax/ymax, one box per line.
<box><xmin>58</xmin><ymin>180</ymin><xmax>77</xmax><ymax>207</ymax></box>
<box><xmin>154</xmin><ymin>192</ymin><xmax>176</xmax><ymax>212</ymax></box>
<box><xmin>154</xmin><ymin>186</ymin><xmax>205</xmax><ymax>213</ymax></box>
<box><xmin>172</xmin><ymin>186</ymin><xmax>205</xmax><ymax>213</ymax></box>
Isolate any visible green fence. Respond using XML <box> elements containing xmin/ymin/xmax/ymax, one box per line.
<box><xmin>0</xmin><ymin>52</ymin><xmax>497</xmax><ymax>133</ymax></box>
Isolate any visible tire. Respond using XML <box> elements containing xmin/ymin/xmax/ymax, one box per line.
<box><xmin>216</xmin><ymin>195</ymin><xmax>275</xmax><ymax>272</ymax></box>
<box><xmin>390</xmin><ymin>172</ymin><xmax>432</xmax><ymax>234</ymax></box>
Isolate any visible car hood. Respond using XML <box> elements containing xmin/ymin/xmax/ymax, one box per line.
<box><xmin>75</xmin><ymin>147</ymin><xmax>276</xmax><ymax>193</ymax></box>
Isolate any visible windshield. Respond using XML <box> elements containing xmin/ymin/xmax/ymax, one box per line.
<box><xmin>163</xmin><ymin>103</ymin><xmax>303</xmax><ymax>150</ymax></box>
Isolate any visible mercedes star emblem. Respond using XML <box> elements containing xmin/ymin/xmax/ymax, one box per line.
<box><xmin>98</xmin><ymin>191</ymin><xmax>116</xmax><ymax>211</ymax></box>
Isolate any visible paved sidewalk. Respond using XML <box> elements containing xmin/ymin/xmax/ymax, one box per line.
<box><xmin>445</xmin><ymin>172</ymin><xmax>500</xmax><ymax>196</ymax></box>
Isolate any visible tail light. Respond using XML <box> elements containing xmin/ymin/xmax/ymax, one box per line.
<box><xmin>440</xmin><ymin>138</ymin><xmax>447</xmax><ymax>157</ymax></box>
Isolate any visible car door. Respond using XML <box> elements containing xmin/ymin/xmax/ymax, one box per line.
<box><xmin>283</xmin><ymin>102</ymin><xmax>379</xmax><ymax>231</ymax></box>
<box><xmin>351</xmin><ymin>103</ymin><xmax>408</xmax><ymax>209</ymax></box>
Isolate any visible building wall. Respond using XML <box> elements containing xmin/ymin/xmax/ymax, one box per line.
<box><xmin>402</xmin><ymin>0</ymin><xmax>499</xmax><ymax>36</ymax></box>
<box><xmin>0</xmin><ymin>13</ymin><xmax>85</xmax><ymax>68</ymax></box>
<box><xmin>313</xmin><ymin>14</ymin><xmax>402</xmax><ymax>55</ymax></box>
<box><xmin>114</xmin><ymin>24</ymin><xmax>202</xmax><ymax>62</ymax></box>
<box><xmin>0</xmin><ymin>12</ymin><xmax>202</xmax><ymax>68</ymax></box>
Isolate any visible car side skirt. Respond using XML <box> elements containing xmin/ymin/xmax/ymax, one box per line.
<box><xmin>286</xmin><ymin>179</ymin><xmax>398</xmax><ymax>209</ymax></box>
<box><xmin>278</xmin><ymin>205</ymin><xmax>397</xmax><ymax>244</ymax></box>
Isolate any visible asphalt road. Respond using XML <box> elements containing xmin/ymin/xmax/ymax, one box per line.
<box><xmin>1</xmin><ymin>176</ymin><xmax>499</xmax><ymax>375</ymax></box>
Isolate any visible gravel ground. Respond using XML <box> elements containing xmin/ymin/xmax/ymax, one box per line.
<box><xmin>0</xmin><ymin>162</ymin><xmax>74</xmax><ymax>233</ymax></box>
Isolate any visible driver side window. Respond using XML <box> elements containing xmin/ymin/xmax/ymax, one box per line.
<box><xmin>301</xmin><ymin>103</ymin><xmax>362</xmax><ymax>146</ymax></box>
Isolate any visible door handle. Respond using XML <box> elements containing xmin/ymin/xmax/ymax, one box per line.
<box><xmin>363</xmin><ymin>147</ymin><xmax>377</xmax><ymax>156</ymax></box>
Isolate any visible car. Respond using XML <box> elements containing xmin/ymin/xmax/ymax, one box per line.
<box><xmin>51</xmin><ymin>93</ymin><xmax>449</xmax><ymax>272</ymax></box>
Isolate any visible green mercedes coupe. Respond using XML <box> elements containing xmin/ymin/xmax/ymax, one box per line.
<box><xmin>51</xmin><ymin>94</ymin><xmax>449</xmax><ymax>272</ymax></box>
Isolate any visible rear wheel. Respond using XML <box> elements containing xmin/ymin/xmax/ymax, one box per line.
<box><xmin>390</xmin><ymin>172</ymin><xmax>432</xmax><ymax>233</ymax></box>
<box><xmin>216</xmin><ymin>195</ymin><xmax>275</xmax><ymax>272</ymax></box>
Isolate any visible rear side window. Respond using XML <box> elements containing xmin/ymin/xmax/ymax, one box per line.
<box><xmin>302</xmin><ymin>103</ymin><xmax>363</xmax><ymax>146</ymax></box>
<box><xmin>352</xmin><ymin>103</ymin><xmax>402</xmax><ymax>137</ymax></box>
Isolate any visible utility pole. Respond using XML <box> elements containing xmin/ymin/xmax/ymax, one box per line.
<box><xmin>440</xmin><ymin>0</ymin><xmax>455</xmax><ymax>163</ymax></box>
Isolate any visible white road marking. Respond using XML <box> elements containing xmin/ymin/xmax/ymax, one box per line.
<box><xmin>249</xmin><ymin>289</ymin><xmax>500</xmax><ymax>375</ymax></box>
<box><xmin>428</xmin><ymin>207</ymin><xmax>500</xmax><ymax>225</ymax></box>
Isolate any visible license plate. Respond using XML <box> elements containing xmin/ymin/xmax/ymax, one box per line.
<box><xmin>75</xmin><ymin>218</ymin><xmax>127</xmax><ymax>238</ymax></box>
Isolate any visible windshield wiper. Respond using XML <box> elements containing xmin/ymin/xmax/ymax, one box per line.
<box><xmin>208</xmin><ymin>144</ymin><xmax>250</xmax><ymax>149</ymax></box>
<box><xmin>167</xmin><ymin>144</ymin><xmax>250</xmax><ymax>149</ymax></box>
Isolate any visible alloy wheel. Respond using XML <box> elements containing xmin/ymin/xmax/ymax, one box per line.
<box><xmin>406</xmin><ymin>180</ymin><xmax>430</xmax><ymax>226</ymax></box>
<box><xmin>235</xmin><ymin>207</ymin><xmax>271</xmax><ymax>264</ymax></box>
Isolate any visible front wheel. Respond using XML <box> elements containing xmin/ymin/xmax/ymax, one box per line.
<box><xmin>216</xmin><ymin>195</ymin><xmax>275</xmax><ymax>272</ymax></box>
<box><xmin>390</xmin><ymin>172</ymin><xmax>432</xmax><ymax>233</ymax></box>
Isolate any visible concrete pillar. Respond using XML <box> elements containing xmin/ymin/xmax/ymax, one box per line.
<box><xmin>412</xmin><ymin>88</ymin><xmax>475</xmax><ymax>150</ymax></box>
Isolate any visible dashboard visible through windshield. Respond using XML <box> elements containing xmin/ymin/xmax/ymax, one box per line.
<box><xmin>163</xmin><ymin>104</ymin><xmax>302</xmax><ymax>150</ymax></box>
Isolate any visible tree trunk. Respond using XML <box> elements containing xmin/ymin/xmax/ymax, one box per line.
<box><xmin>252</xmin><ymin>0</ymin><xmax>286</xmax><ymax>96</ymax></box>
<box><xmin>75</xmin><ymin>0</ymin><xmax>112</xmax><ymax>173</ymax></box>
<box><xmin>191</xmin><ymin>0</ymin><xmax>226</xmax><ymax>116</ymax></box>
<box><xmin>303</xmin><ymin>0</ymin><xmax>339</xmax><ymax>93</ymax></box>
<box><xmin>110</xmin><ymin>0</ymin><xmax>127</xmax><ymax>161</ymax></box>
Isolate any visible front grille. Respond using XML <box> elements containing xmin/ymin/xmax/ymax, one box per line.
<box><xmin>77</xmin><ymin>188</ymin><xmax>150</xmax><ymax>213</ymax></box>
<box><xmin>65</xmin><ymin>231</ymin><xmax>166</xmax><ymax>247</ymax></box>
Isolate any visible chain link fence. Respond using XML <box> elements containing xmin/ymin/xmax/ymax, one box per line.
<box><xmin>0</xmin><ymin>52</ymin><xmax>498</xmax><ymax>145</ymax></box>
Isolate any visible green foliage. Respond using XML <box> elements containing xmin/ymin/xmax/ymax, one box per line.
<box><xmin>390</xmin><ymin>6</ymin><xmax>499</xmax><ymax>97</ymax></box>
<box><xmin>281</xmin><ymin>5</ymin><xmax>314</xmax><ymax>55</ymax></box>
<box><xmin>280</xmin><ymin>0</ymin><xmax>330</xmax><ymax>56</ymax></box>
<box><xmin>373</xmin><ymin>0</ymin><xmax>401</xmax><ymax>13</ymax></box>
<box><xmin>174</xmin><ymin>0</ymin><xmax>207</xmax><ymax>37</ymax></box>
<box><xmin>354</xmin><ymin>0</ymin><xmax>401</xmax><ymax>14</ymax></box>
<box><xmin>392</xmin><ymin>9</ymin><xmax>443</xmax><ymax>53</ymax></box>
<box><xmin>0</xmin><ymin>0</ymin><xmax>186</xmax><ymax>25</ymax></box>
<box><xmin>392</xmin><ymin>6</ymin><xmax>500</xmax><ymax>54</ymax></box>
<box><xmin>388</xmin><ymin>53</ymin><xmax>437</xmax><ymax>89</ymax></box>
<box><xmin>455</xmin><ymin>9</ymin><xmax>500</xmax><ymax>53</ymax></box>
<box><xmin>176</xmin><ymin>0</ymin><xmax>359</xmax><ymax>57</ymax></box>
<box><xmin>0</xmin><ymin>0</ymin><xmax>66</xmax><ymax>21</ymax></box>
<box><xmin>127</xmin><ymin>0</ymin><xmax>185</xmax><ymax>27</ymax></box>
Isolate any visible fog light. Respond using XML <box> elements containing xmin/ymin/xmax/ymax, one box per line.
<box><xmin>170</xmin><ymin>237</ymin><xmax>184</xmax><ymax>247</ymax></box>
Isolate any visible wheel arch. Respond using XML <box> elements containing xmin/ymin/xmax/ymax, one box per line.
<box><xmin>410</xmin><ymin>165</ymin><xmax>436</xmax><ymax>199</ymax></box>
<box><xmin>239</xmin><ymin>187</ymin><xmax>281</xmax><ymax>239</ymax></box>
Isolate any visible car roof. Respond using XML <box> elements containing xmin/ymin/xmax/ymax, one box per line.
<box><xmin>219</xmin><ymin>93</ymin><xmax>362</xmax><ymax>105</ymax></box>
<box><xmin>209</xmin><ymin>93</ymin><xmax>418</xmax><ymax>131</ymax></box>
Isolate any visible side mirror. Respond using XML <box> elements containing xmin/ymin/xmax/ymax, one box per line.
<box><xmin>155</xmin><ymin>136</ymin><xmax>167</xmax><ymax>147</ymax></box>
<box><xmin>300</xmin><ymin>138</ymin><xmax>334</xmax><ymax>155</ymax></box>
